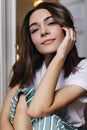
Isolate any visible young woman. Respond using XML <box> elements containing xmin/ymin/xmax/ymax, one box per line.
<box><xmin>0</xmin><ymin>2</ymin><xmax>87</xmax><ymax>130</ymax></box>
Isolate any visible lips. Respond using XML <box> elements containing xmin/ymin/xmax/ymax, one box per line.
<box><xmin>41</xmin><ymin>38</ymin><xmax>55</xmax><ymax>45</ymax></box>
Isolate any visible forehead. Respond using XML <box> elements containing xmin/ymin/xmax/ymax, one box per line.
<box><xmin>29</xmin><ymin>9</ymin><xmax>51</xmax><ymax>25</ymax></box>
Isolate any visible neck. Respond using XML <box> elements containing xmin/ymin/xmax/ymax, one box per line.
<box><xmin>44</xmin><ymin>53</ymin><xmax>56</xmax><ymax>67</ymax></box>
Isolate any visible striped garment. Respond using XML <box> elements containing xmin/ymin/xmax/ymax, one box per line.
<box><xmin>10</xmin><ymin>87</ymin><xmax>79</xmax><ymax>130</ymax></box>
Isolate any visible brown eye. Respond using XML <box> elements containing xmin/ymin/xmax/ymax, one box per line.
<box><xmin>31</xmin><ymin>29</ymin><xmax>39</xmax><ymax>34</ymax></box>
<box><xmin>48</xmin><ymin>21</ymin><xmax>57</xmax><ymax>25</ymax></box>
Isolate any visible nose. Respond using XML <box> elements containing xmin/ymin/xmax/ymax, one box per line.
<box><xmin>40</xmin><ymin>24</ymin><xmax>50</xmax><ymax>36</ymax></box>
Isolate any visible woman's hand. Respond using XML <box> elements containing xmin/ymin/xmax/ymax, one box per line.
<box><xmin>57</xmin><ymin>27</ymin><xmax>76</xmax><ymax>58</ymax></box>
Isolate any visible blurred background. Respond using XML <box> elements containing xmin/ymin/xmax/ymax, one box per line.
<box><xmin>0</xmin><ymin>0</ymin><xmax>87</xmax><ymax>120</ymax></box>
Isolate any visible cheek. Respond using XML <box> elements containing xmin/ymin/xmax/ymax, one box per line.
<box><xmin>31</xmin><ymin>35</ymin><xmax>39</xmax><ymax>46</ymax></box>
<box><xmin>56</xmin><ymin>29</ymin><xmax>64</xmax><ymax>41</ymax></box>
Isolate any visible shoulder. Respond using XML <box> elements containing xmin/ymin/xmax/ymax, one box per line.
<box><xmin>64</xmin><ymin>59</ymin><xmax>87</xmax><ymax>90</ymax></box>
<box><xmin>72</xmin><ymin>58</ymin><xmax>87</xmax><ymax>75</ymax></box>
<box><xmin>77</xmin><ymin>59</ymin><xmax>87</xmax><ymax>69</ymax></box>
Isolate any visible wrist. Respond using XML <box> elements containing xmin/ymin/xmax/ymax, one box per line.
<box><xmin>56</xmin><ymin>50</ymin><xmax>67</xmax><ymax>61</ymax></box>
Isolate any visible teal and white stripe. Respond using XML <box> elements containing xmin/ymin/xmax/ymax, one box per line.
<box><xmin>10</xmin><ymin>87</ymin><xmax>79</xmax><ymax>130</ymax></box>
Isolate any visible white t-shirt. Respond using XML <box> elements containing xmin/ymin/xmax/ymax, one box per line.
<box><xmin>31</xmin><ymin>59</ymin><xmax>87</xmax><ymax>127</ymax></box>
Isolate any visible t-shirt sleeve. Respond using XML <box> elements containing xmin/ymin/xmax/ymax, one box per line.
<box><xmin>64</xmin><ymin>59</ymin><xmax>87</xmax><ymax>103</ymax></box>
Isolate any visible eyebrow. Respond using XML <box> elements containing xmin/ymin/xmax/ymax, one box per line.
<box><xmin>29</xmin><ymin>15</ymin><xmax>53</xmax><ymax>28</ymax></box>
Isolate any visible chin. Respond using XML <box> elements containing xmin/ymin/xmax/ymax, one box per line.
<box><xmin>41</xmin><ymin>50</ymin><xmax>56</xmax><ymax>55</ymax></box>
<box><xmin>38</xmin><ymin>47</ymin><xmax>57</xmax><ymax>55</ymax></box>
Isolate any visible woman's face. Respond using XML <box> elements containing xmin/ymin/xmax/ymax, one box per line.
<box><xmin>29</xmin><ymin>9</ymin><xmax>65</xmax><ymax>55</ymax></box>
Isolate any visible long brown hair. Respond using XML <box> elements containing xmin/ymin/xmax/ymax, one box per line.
<box><xmin>9</xmin><ymin>2</ymin><xmax>83</xmax><ymax>88</ymax></box>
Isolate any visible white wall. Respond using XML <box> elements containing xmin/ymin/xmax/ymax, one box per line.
<box><xmin>60</xmin><ymin>0</ymin><xmax>87</xmax><ymax>58</ymax></box>
<box><xmin>6</xmin><ymin>0</ymin><xmax>16</xmax><ymax>86</ymax></box>
<box><xmin>0</xmin><ymin>0</ymin><xmax>16</xmax><ymax>109</ymax></box>
<box><xmin>0</xmin><ymin>0</ymin><xmax>7</xmax><ymax>109</ymax></box>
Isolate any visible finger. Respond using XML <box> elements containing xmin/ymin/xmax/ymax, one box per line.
<box><xmin>70</xmin><ymin>28</ymin><xmax>77</xmax><ymax>42</ymax></box>
<box><xmin>70</xmin><ymin>28</ymin><xmax>74</xmax><ymax>40</ymax></box>
<box><xmin>73</xmin><ymin>29</ymin><xmax>77</xmax><ymax>42</ymax></box>
<box><xmin>62</xmin><ymin>27</ymin><xmax>70</xmax><ymax>39</ymax></box>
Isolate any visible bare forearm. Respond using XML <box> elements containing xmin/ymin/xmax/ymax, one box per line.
<box><xmin>13</xmin><ymin>94</ymin><xmax>33</xmax><ymax>130</ymax></box>
<box><xmin>13</xmin><ymin>112</ymin><xmax>32</xmax><ymax>130</ymax></box>
<box><xmin>28</xmin><ymin>54</ymin><xmax>65</xmax><ymax>116</ymax></box>
<box><xmin>0</xmin><ymin>119</ymin><xmax>14</xmax><ymax>130</ymax></box>
<box><xmin>0</xmin><ymin>86</ymin><xmax>20</xmax><ymax>130</ymax></box>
